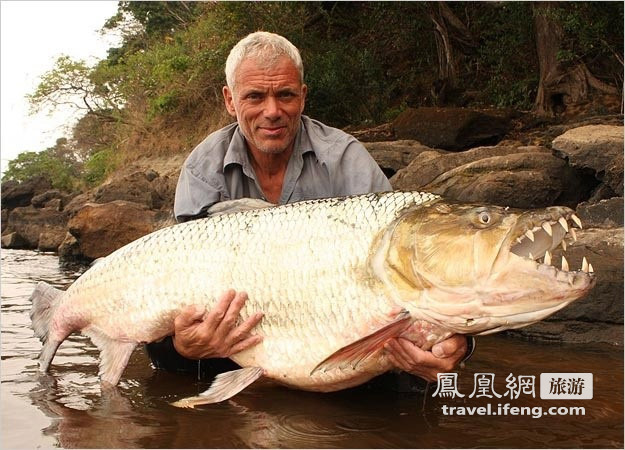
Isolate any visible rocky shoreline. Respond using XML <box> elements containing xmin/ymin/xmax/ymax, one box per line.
<box><xmin>2</xmin><ymin>108</ymin><xmax>622</xmax><ymax>344</ymax></box>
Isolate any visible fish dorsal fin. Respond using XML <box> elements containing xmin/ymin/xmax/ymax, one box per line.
<box><xmin>207</xmin><ymin>198</ymin><xmax>274</xmax><ymax>216</ymax></box>
<box><xmin>310</xmin><ymin>309</ymin><xmax>412</xmax><ymax>375</ymax></box>
<box><xmin>171</xmin><ymin>367</ymin><xmax>264</xmax><ymax>408</ymax></box>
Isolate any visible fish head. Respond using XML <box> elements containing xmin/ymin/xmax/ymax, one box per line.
<box><xmin>381</xmin><ymin>201</ymin><xmax>596</xmax><ymax>334</ymax></box>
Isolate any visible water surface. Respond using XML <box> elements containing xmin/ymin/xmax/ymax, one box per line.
<box><xmin>1</xmin><ymin>249</ymin><xmax>623</xmax><ymax>448</ymax></box>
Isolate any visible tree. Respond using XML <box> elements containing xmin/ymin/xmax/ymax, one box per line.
<box><xmin>425</xmin><ymin>2</ymin><xmax>477</xmax><ymax>101</ymax></box>
<box><xmin>1</xmin><ymin>139</ymin><xmax>82</xmax><ymax>191</ymax></box>
<box><xmin>533</xmin><ymin>2</ymin><xmax>621</xmax><ymax>116</ymax></box>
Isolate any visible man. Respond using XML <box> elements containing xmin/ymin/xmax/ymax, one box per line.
<box><xmin>147</xmin><ymin>31</ymin><xmax>470</xmax><ymax>386</ymax></box>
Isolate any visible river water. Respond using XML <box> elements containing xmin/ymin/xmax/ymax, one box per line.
<box><xmin>1</xmin><ymin>249</ymin><xmax>623</xmax><ymax>448</ymax></box>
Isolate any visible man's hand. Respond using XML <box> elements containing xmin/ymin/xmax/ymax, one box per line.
<box><xmin>384</xmin><ymin>334</ymin><xmax>468</xmax><ymax>382</ymax></box>
<box><xmin>172</xmin><ymin>289</ymin><xmax>263</xmax><ymax>359</ymax></box>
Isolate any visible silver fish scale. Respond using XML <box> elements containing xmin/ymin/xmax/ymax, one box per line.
<box><xmin>61</xmin><ymin>191</ymin><xmax>439</xmax><ymax>389</ymax></box>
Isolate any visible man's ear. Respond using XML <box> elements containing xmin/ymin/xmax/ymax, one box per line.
<box><xmin>300</xmin><ymin>84</ymin><xmax>307</xmax><ymax>113</ymax></box>
<box><xmin>223</xmin><ymin>86</ymin><xmax>236</xmax><ymax>117</ymax></box>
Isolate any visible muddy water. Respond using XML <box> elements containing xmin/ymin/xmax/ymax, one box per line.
<box><xmin>1</xmin><ymin>249</ymin><xmax>623</xmax><ymax>448</ymax></box>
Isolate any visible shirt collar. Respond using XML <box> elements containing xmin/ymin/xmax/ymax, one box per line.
<box><xmin>223</xmin><ymin>118</ymin><xmax>316</xmax><ymax>173</ymax></box>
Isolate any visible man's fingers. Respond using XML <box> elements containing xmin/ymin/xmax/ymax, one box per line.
<box><xmin>234</xmin><ymin>312</ymin><xmax>264</xmax><ymax>335</ymax></box>
<box><xmin>174</xmin><ymin>305</ymin><xmax>206</xmax><ymax>329</ymax></box>
<box><xmin>431</xmin><ymin>334</ymin><xmax>467</xmax><ymax>359</ymax></box>
<box><xmin>203</xmin><ymin>289</ymin><xmax>237</xmax><ymax>330</ymax></box>
<box><xmin>228</xmin><ymin>335</ymin><xmax>263</xmax><ymax>355</ymax></box>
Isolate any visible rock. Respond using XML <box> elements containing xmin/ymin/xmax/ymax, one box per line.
<box><xmin>145</xmin><ymin>169</ymin><xmax>159</xmax><ymax>182</ymax></box>
<box><xmin>5</xmin><ymin>206</ymin><xmax>68</xmax><ymax>249</ymax></box>
<box><xmin>363</xmin><ymin>140</ymin><xmax>444</xmax><ymax>177</ymax></box>
<box><xmin>1</xmin><ymin>176</ymin><xmax>52</xmax><ymax>209</ymax></box>
<box><xmin>31</xmin><ymin>189</ymin><xmax>63</xmax><ymax>208</ymax></box>
<box><xmin>391</xmin><ymin>145</ymin><xmax>597</xmax><ymax>208</ymax></box>
<box><xmin>63</xmin><ymin>192</ymin><xmax>94</xmax><ymax>218</ymax></box>
<box><xmin>552</xmin><ymin>125</ymin><xmax>624</xmax><ymax>197</ymax></box>
<box><xmin>349</xmin><ymin>122</ymin><xmax>395</xmax><ymax>142</ymax></box>
<box><xmin>576</xmin><ymin>197</ymin><xmax>624</xmax><ymax>228</ymax></box>
<box><xmin>1</xmin><ymin>232</ymin><xmax>28</xmax><ymax>249</ymax></box>
<box><xmin>58</xmin><ymin>233</ymin><xmax>83</xmax><ymax>261</ymax></box>
<box><xmin>391</xmin><ymin>107</ymin><xmax>512</xmax><ymax>151</ymax></box>
<box><xmin>67</xmin><ymin>200</ymin><xmax>158</xmax><ymax>260</ymax></box>
<box><xmin>94</xmin><ymin>171</ymin><xmax>166</xmax><ymax>210</ymax></box>
<box><xmin>38</xmin><ymin>229</ymin><xmax>67</xmax><ymax>252</ymax></box>
<box><xmin>44</xmin><ymin>198</ymin><xmax>63</xmax><ymax>211</ymax></box>
<box><xmin>507</xmin><ymin>227</ymin><xmax>624</xmax><ymax>345</ymax></box>
<box><xmin>1</xmin><ymin>209</ymin><xmax>7</xmax><ymax>233</ymax></box>
<box><xmin>150</xmin><ymin>175</ymin><xmax>176</xmax><ymax>210</ymax></box>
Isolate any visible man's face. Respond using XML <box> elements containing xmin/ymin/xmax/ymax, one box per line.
<box><xmin>223</xmin><ymin>56</ymin><xmax>307</xmax><ymax>155</ymax></box>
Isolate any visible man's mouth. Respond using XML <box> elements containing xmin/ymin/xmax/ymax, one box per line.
<box><xmin>258</xmin><ymin>125</ymin><xmax>286</xmax><ymax>136</ymax></box>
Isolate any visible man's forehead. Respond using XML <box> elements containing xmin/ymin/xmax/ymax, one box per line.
<box><xmin>236</xmin><ymin>56</ymin><xmax>301</xmax><ymax>83</ymax></box>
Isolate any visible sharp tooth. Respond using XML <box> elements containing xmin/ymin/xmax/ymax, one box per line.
<box><xmin>570</xmin><ymin>228</ymin><xmax>577</xmax><ymax>242</ymax></box>
<box><xmin>571</xmin><ymin>214</ymin><xmax>583</xmax><ymax>229</ymax></box>
<box><xmin>529</xmin><ymin>252</ymin><xmax>534</xmax><ymax>260</ymax></box>
<box><xmin>561</xmin><ymin>240</ymin><xmax>567</xmax><ymax>251</ymax></box>
<box><xmin>588</xmin><ymin>263</ymin><xmax>594</xmax><ymax>273</ymax></box>
<box><xmin>558</xmin><ymin>217</ymin><xmax>569</xmax><ymax>232</ymax></box>
<box><xmin>561</xmin><ymin>255</ymin><xmax>569</xmax><ymax>272</ymax></box>
<box><xmin>525</xmin><ymin>230</ymin><xmax>535</xmax><ymax>242</ymax></box>
<box><xmin>542</xmin><ymin>222</ymin><xmax>553</xmax><ymax>236</ymax></box>
<box><xmin>516</xmin><ymin>237</ymin><xmax>523</xmax><ymax>244</ymax></box>
<box><xmin>544</xmin><ymin>250</ymin><xmax>552</xmax><ymax>265</ymax></box>
<box><xmin>582</xmin><ymin>256</ymin><xmax>589</xmax><ymax>273</ymax></box>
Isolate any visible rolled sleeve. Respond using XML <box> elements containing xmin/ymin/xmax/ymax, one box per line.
<box><xmin>174</xmin><ymin>165</ymin><xmax>221</xmax><ymax>222</ymax></box>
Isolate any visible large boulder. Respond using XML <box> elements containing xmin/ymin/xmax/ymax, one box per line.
<box><xmin>67</xmin><ymin>200</ymin><xmax>159</xmax><ymax>260</ymax></box>
<box><xmin>3</xmin><ymin>205</ymin><xmax>68</xmax><ymax>249</ymax></box>
<box><xmin>575</xmin><ymin>197</ymin><xmax>624</xmax><ymax>228</ymax></box>
<box><xmin>363</xmin><ymin>140</ymin><xmax>444</xmax><ymax>178</ymax></box>
<box><xmin>1</xmin><ymin>176</ymin><xmax>52</xmax><ymax>209</ymax></box>
<box><xmin>391</xmin><ymin>145</ymin><xmax>597</xmax><ymax>208</ymax></box>
<box><xmin>552</xmin><ymin>125</ymin><xmax>624</xmax><ymax>198</ymax></box>
<box><xmin>391</xmin><ymin>107</ymin><xmax>512</xmax><ymax>151</ymax></box>
<box><xmin>31</xmin><ymin>189</ymin><xmax>65</xmax><ymax>208</ymax></box>
<box><xmin>93</xmin><ymin>170</ymin><xmax>169</xmax><ymax>210</ymax></box>
<box><xmin>507</xmin><ymin>227</ymin><xmax>623</xmax><ymax>345</ymax></box>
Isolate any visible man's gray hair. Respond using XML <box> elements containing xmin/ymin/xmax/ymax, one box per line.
<box><xmin>225</xmin><ymin>31</ymin><xmax>304</xmax><ymax>92</ymax></box>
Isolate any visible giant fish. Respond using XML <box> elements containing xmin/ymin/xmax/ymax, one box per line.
<box><xmin>30</xmin><ymin>192</ymin><xmax>595</xmax><ymax>407</ymax></box>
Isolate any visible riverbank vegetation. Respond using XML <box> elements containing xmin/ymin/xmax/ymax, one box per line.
<box><xmin>3</xmin><ymin>1</ymin><xmax>623</xmax><ymax>191</ymax></box>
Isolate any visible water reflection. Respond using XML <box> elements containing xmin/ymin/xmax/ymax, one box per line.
<box><xmin>1</xmin><ymin>249</ymin><xmax>623</xmax><ymax>448</ymax></box>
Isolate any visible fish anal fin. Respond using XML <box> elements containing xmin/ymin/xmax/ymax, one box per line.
<box><xmin>311</xmin><ymin>309</ymin><xmax>412</xmax><ymax>376</ymax></box>
<box><xmin>171</xmin><ymin>367</ymin><xmax>264</xmax><ymax>408</ymax></box>
<box><xmin>84</xmin><ymin>327</ymin><xmax>137</xmax><ymax>385</ymax></box>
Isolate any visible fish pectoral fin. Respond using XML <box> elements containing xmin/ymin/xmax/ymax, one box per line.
<box><xmin>171</xmin><ymin>367</ymin><xmax>264</xmax><ymax>408</ymax></box>
<box><xmin>310</xmin><ymin>309</ymin><xmax>412</xmax><ymax>375</ymax></box>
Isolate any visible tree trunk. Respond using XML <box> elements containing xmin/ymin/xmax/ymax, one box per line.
<box><xmin>533</xmin><ymin>2</ymin><xmax>619</xmax><ymax>116</ymax></box>
<box><xmin>426</xmin><ymin>1</ymin><xmax>476</xmax><ymax>100</ymax></box>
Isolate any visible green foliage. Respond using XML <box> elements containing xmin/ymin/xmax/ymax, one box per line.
<box><xmin>22</xmin><ymin>0</ymin><xmax>622</xmax><ymax>187</ymax></box>
<box><xmin>2</xmin><ymin>142</ymin><xmax>80</xmax><ymax>192</ymax></box>
<box><xmin>83</xmin><ymin>148</ymin><xmax>118</xmax><ymax>186</ymax></box>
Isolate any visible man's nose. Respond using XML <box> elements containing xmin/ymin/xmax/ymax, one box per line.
<box><xmin>263</xmin><ymin>95</ymin><xmax>281</xmax><ymax>120</ymax></box>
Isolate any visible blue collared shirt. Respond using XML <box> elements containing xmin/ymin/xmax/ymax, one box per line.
<box><xmin>174</xmin><ymin>115</ymin><xmax>391</xmax><ymax>222</ymax></box>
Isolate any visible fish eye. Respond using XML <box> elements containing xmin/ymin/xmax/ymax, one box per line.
<box><xmin>478</xmin><ymin>212</ymin><xmax>491</xmax><ymax>224</ymax></box>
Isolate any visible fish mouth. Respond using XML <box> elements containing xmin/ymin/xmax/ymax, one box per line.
<box><xmin>505</xmin><ymin>208</ymin><xmax>596</xmax><ymax>285</ymax></box>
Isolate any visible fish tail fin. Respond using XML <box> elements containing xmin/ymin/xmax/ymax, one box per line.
<box><xmin>171</xmin><ymin>367</ymin><xmax>264</xmax><ymax>408</ymax></box>
<box><xmin>29</xmin><ymin>281</ymin><xmax>65</xmax><ymax>372</ymax></box>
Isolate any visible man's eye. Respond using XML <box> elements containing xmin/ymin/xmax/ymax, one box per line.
<box><xmin>278</xmin><ymin>92</ymin><xmax>296</xmax><ymax>98</ymax></box>
<box><xmin>246</xmin><ymin>93</ymin><xmax>262</xmax><ymax>100</ymax></box>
